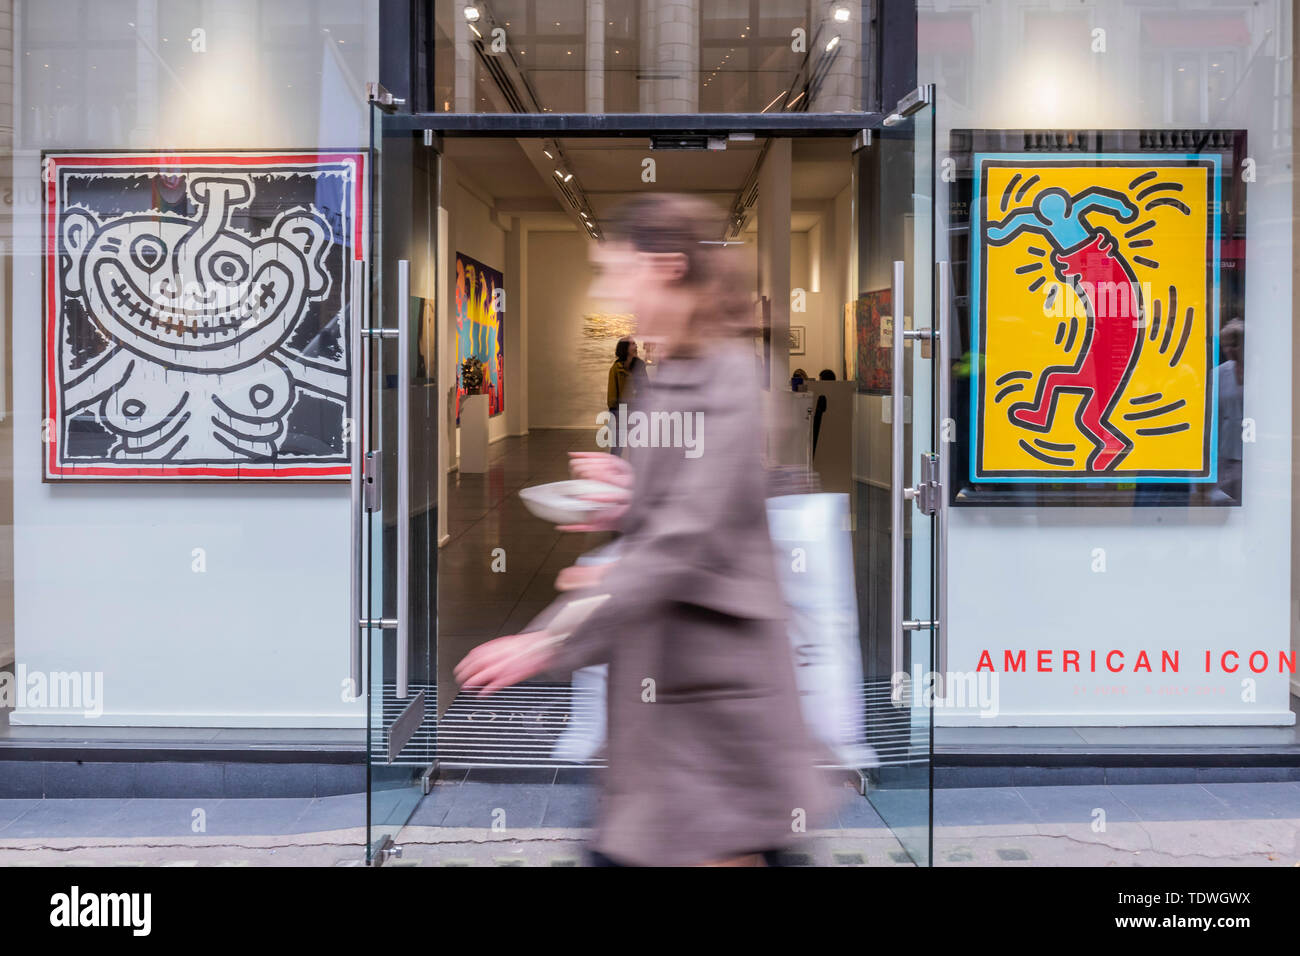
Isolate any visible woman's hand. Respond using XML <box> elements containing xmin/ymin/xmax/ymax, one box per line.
<box><xmin>555</xmin><ymin>563</ymin><xmax>612</xmax><ymax>592</ymax></box>
<box><xmin>559</xmin><ymin>452</ymin><xmax>634</xmax><ymax>532</ymax></box>
<box><xmin>454</xmin><ymin>632</ymin><xmax>558</xmax><ymax>697</ymax></box>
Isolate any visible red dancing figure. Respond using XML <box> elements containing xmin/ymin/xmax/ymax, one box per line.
<box><xmin>987</xmin><ymin>186</ymin><xmax>1142</xmax><ymax>471</ymax></box>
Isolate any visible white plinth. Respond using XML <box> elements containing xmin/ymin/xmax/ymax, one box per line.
<box><xmin>459</xmin><ymin>393</ymin><xmax>490</xmax><ymax>473</ymax></box>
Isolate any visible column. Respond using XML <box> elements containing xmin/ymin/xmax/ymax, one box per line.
<box><xmin>586</xmin><ymin>0</ymin><xmax>605</xmax><ymax>114</ymax></box>
<box><xmin>758</xmin><ymin>138</ymin><xmax>792</xmax><ymax>394</ymax></box>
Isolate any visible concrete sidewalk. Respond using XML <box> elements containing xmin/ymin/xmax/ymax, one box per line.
<box><xmin>0</xmin><ymin>782</ymin><xmax>1295</xmax><ymax>866</ymax></box>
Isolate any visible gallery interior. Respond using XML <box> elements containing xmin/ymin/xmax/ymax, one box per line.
<box><xmin>428</xmin><ymin>133</ymin><xmax>881</xmax><ymax>766</ymax></box>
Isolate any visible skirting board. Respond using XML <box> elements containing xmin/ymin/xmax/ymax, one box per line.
<box><xmin>935</xmin><ymin>710</ymin><xmax>1297</xmax><ymax>727</ymax></box>
<box><xmin>9</xmin><ymin>710</ymin><xmax>366</xmax><ymax>729</ymax></box>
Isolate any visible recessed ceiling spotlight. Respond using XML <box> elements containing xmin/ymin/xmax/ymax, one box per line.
<box><xmin>834</xmin><ymin>5</ymin><xmax>851</xmax><ymax>22</ymax></box>
<box><xmin>463</xmin><ymin>4</ymin><xmax>480</xmax><ymax>22</ymax></box>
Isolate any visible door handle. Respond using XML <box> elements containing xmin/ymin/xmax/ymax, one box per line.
<box><xmin>890</xmin><ymin>259</ymin><xmax>905</xmax><ymax>688</ymax></box>
<box><xmin>396</xmin><ymin>260</ymin><xmax>411</xmax><ymax>700</ymax></box>
<box><xmin>936</xmin><ymin>262</ymin><xmax>952</xmax><ymax>679</ymax></box>
<box><xmin>349</xmin><ymin>264</ymin><xmax>365</xmax><ymax>700</ymax></box>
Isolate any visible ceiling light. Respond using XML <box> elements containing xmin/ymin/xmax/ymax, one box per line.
<box><xmin>463</xmin><ymin>4</ymin><xmax>480</xmax><ymax>22</ymax></box>
<box><xmin>825</xmin><ymin>35</ymin><xmax>840</xmax><ymax>52</ymax></box>
<box><xmin>468</xmin><ymin>22</ymin><xmax>481</xmax><ymax>37</ymax></box>
<box><xmin>833</xmin><ymin>5</ymin><xmax>851</xmax><ymax>22</ymax></box>
<box><xmin>543</xmin><ymin>148</ymin><xmax>553</xmax><ymax>159</ymax></box>
<box><xmin>563</xmin><ymin>172</ymin><xmax>574</xmax><ymax>182</ymax></box>
<box><xmin>553</xmin><ymin>169</ymin><xmax>565</xmax><ymax>180</ymax></box>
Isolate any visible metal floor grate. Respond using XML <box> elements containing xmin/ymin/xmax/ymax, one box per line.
<box><xmin>379</xmin><ymin>679</ymin><xmax>929</xmax><ymax>770</ymax></box>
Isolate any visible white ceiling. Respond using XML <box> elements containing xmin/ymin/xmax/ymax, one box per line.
<box><xmin>443</xmin><ymin>135</ymin><xmax>853</xmax><ymax>235</ymax></box>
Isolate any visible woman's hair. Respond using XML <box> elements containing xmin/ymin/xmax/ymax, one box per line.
<box><xmin>603</xmin><ymin>194</ymin><xmax>755</xmax><ymax>339</ymax></box>
<box><xmin>614</xmin><ymin>338</ymin><xmax>632</xmax><ymax>363</ymax></box>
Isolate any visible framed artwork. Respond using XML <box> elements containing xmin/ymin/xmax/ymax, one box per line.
<box><xmin>579</xmin><ymin>311</ymin><xmax>635</xmax><ymax>376</ymax></box>
<box><xmin>788</xmin><ymin>325</ymin><xmax>806</xmax><ymax>355</ymax></box>
<box><xmin>853</xmin><ymin>289</ymin><xmax>893</xmax><ymax>395</ymax></box>
<box><xmin>453</xmin><ymin>251</ymin><xmax>504</xmax><ymax>424</ymax></box>
<box><xmin>43</xmin><ymin>149</ymin><xmax>365</xmax><ymax>480</ymax></box>
<box><xmin>949</xmin><ymin>129</ymin><xmax>1247</xmax><ymax>506</ymax></box>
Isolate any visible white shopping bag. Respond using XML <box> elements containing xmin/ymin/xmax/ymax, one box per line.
<box><xmin>550</xmin><ymin>502</ymin><xmax>875</xmax><ymax>768</ymax></box>
<box><xmin>766</xmin><ymin>492</ymin><xmax>874</xmax><ymax>768</ymax></box>
<box><xmin>551</xmin><ymin>543</ymin><xmax>620</xmax><ymax>763</ymax></box>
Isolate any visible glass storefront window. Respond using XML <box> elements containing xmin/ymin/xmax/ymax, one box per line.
<box><xmin>435</xmin><ymin>0</ymin><xmax>875</xmax><ymax>114</ymax></box>
<box><xmin>2</xmin><ymin>0</ymin><xmax>379</xmax><ymax>795</ymax></box>
<box><xmin>922</xmin><ymin>0</ymin><xmax>1298</xmax><ymax>740</ymax></box>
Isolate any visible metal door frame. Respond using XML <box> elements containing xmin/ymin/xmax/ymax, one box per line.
<box><xmin>358</xmin><ymin>100</ymin><xmax>946</xmax><ymax>865</ymax></box>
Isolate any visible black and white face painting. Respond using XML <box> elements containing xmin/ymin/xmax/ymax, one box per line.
<box><xmin>44</xmin><ymin>152</ymin><xmax>365</xmax><ymax>480</ymax></box>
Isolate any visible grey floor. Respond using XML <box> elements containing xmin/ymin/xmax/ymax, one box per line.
<box><xmin>437</xmin><ymin>428</ymin><xmax>613</xmax><ymax>717</ymax></box>
<box><xmin>1</xmin><ymin>779</ymin><xmax>1297</xmax><ymax>840</ymax></box>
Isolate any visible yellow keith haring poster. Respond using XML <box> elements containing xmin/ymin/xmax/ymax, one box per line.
<box><xmin>971</xmin><ymin>152</ymin><xmax>1223</xmax><ymax>484</ymax></box>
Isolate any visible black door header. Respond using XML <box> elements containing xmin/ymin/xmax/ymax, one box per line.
<box><xmin>381</xmin><ymin>111</ymin><xmax>884</xmax><ymax>137</ymax></box>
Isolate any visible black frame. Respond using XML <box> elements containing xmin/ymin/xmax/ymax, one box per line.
<box><xmin>946</xmin><ymin>128</ymin><xmax>1248</xmax><ymax>508</ymax></box>
<box><xmin>383</xmin><ymin>111</ymin><xmax>881</xmax><ymax>134</ymax></box>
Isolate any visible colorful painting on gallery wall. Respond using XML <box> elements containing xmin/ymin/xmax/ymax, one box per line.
<box><xmin>853</xmin><ymin>289</ymin><xmax>892</xmax><ymax>395</ymax></box>
<box><xmin>454</xmin><ymin>251</ymin><xmax>504</xmax><ymax>424</ymax></box>
<box><xmin>954</xmin><ymin>129</ymin><xmax>1246</xmax><ymax>506</ymax></box>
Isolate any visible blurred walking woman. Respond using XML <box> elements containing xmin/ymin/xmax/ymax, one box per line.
<box><xmin>456</xmin><ymin>195</ymin><xmax>831</xmax><ymax>867</ymax></box>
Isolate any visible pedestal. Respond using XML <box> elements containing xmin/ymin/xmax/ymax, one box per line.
<box><xmin>459</xmin><ymin>393</ymin><xmax>489</xmax><ymax>474</ymax></box>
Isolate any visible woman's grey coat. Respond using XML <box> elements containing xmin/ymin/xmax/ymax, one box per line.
<box><xmin>532</xmin><ymin>340</ymin><xmax>835</xmax><ymax>866</ymax></box>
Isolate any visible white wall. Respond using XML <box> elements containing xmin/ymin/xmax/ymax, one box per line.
<box><xmin>10</xmin><ymin>0</ymin><xmax>378</xmax><ymax>727</ymax></box>
<box><xmin>789</xmin><ymin>198</ymin><xmax>851</xmax><ymax>383</ymax></box>
<box><xmin>526</xmin><ymin>229</ymin><xmax>607</xmax><ymax>429</ymax></box>
<box><xmin>790</xmin><ymin>230</ymin><xmax>837</xmax><ymax>378</ymax></box>
<box><xmin>922</xmin><ymin>0</ymin><xmax>1295</xmax><ymax>726</ymax></box>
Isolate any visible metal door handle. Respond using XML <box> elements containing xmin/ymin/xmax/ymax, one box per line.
<box><xmin>349</xmin><ymin>264</ymin><xmax>365</xmax><ymax>699</ymax></box>
<box><xmin>396</xmin><ymin>260</ymin><xmax>411</xmax><ymax>700</ymax></box>
<box><xmin>936</xmin><ymin>262</ymin><xmax>952</xmax><ymax>678</ymax></box>
<box><xmin>890</xmin><ymin>260</ymin><xmax>905</xmax><ymax>684</ymax></box>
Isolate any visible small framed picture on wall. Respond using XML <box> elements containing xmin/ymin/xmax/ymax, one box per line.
<box><xmin>788</xmin><ymin>325</ymin><xmax>806</xmax><ymax>355</ymax></box>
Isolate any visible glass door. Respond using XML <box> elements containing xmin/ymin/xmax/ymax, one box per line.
<box><xmin>361</xmin><ymin>100</ymin><xmax>441</xmax><ymax>865</ymax></box>
<box><xmin>852</xmin><ymin>86</ymin><xmax>939</xmax><ymax>866</ymax></box>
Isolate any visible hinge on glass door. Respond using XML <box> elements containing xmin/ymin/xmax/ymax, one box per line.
<box><xmin>364</xmin><ymin>450</ymin><xmax>383</xmax><ymax>512</ymax></box>
<box><xmin>883</xmin><ymin>86</ymin><xmax>933</xmax><ymax>127</ymax></box>
<box><xmin>366</xmin><ymin>81</ymin><xmax>405</xmax><ymax>110</ymax></box>
<box><xmin>905</xmin><ymin>453</ymin><xmax>941</xmax><ymax>516</ymax></box>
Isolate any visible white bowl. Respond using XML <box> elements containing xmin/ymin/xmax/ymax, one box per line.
<box><xmin>518</xmin><ymin>479</ymin><xmax>621</xmax><ymax>526</ymax></box>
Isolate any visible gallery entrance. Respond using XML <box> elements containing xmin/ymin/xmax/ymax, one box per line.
<box><xmin>357</xmin><ymin>88</ymin><xmax>945</xmax><ymax>865</ymax></box>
